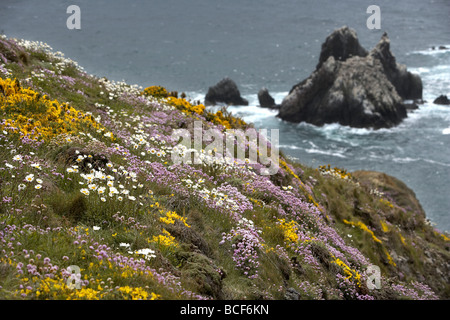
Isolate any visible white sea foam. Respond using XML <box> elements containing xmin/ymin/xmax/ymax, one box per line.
<box><xmin>304</xmin><ymin>148</ymin><xmax>347</xmax><ymax>158</ymax></box>
<box><xmin>408</xmin><ymin>45</ymin><xmax>450</xmax><ymax>56</ymax></box>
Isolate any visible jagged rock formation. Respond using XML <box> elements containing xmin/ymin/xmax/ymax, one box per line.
<box><xmin>433</xmin><ymin>94</ymin><xmax>450</xmax><ymax>105</ymax></box>
<box><xmin>204</xmin><ymin>77</ymin><xmax>248</xmax><ymax>106</ymax></box>
<box><xmin>370</xmin><ymin>33</ymin><xmax>423</xmax><ymax>100</ymax></box>
<box><xmin>316</xmin><ymin>26</ymin><xmax>368</xmax><ymax>69</ymax></box>
<box><xmin>257</xmin><ymin>87</ymin><xmax>279</xmax><ymax>109</ymax></box>
<box><xmin>278</xmin><ymin>27</ymin><xmax>422</xmax><ymax>129</ymax></box>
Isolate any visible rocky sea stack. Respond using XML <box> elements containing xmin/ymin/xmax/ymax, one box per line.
<box><xmin>433</xmin><ymin>94</ymin><xmax>450</xmax><ymax>105</ymax></box>
<box><xmin>204</xmin><ymin>77</ymin><xmax>248</xmax><ymax>106</ymax></box>
<box><xmin>278</xmin><ymin>26</ymin><xmax>423</xmax><ymax>129</ymax></box>
<box><xmin>258</xmin><ymin>87</ymin><xmax>280</xmax><ymax>109</ymax></box>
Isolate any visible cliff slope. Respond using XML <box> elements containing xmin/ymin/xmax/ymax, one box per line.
<box><xmin>0</xmin><ymin>35</ymin><xmax>448</xmax><ymax>300</ymax></box>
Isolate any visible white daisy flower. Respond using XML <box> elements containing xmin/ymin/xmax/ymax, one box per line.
<box><xmin>30</xmin><ymin>163</ymin><xmax>41</xmax><ymax>170</ymax></box>
<box><xmin>97</xmin><ymin>186</ymin><xmax>106</xmax><ymax>194</ymax></box>
<box><xmin>109</xmin><ymin>186</ymin><xmax>119</xmax><ymax>194</ymax></box>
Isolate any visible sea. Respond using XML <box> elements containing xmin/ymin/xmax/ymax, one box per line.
<box><xmin>1</xmin><ymin>0</ymin><xmax>449</xmax><ymax>232</ymax></box>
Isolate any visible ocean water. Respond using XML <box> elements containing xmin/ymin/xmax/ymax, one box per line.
<box><xmin>1</xmin><ymin>0</ymin><xmax>449</xmax><ymax>231</ymax></box>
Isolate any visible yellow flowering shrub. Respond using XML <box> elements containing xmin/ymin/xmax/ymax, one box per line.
<box><xmin>435</xmin><ymin>231</ymin><xmax>450</xmax><ymax>242</ymax></box>
<box><xmin>143</xmin><ymin>85</ymin><xmax>168</xmax><ymax>98</ymax></box>
<box><xmin>151</xmin><ymin>229</ymin><xmax>179</xmax><ymax>248</ymax></box>
<box><xmin>399</xmin><ymin>233</ymin><xmax>407</xmax><ymax>245</ymax></box>
<box><xmin>343</xmin><ymin>219</ymin><xmax>398</xmax><ymax>267</ymax></box>
<box><xmin>69</xmin><ymin>288</ymin><xmax>101</xmax><ymax>300</ymax></box>
<box><xmin>165</xmin><ymin>96</ymin><xmax>205</xmax><ymax>116</ymax></box>
<box><xmin>118</xmin><ymin>286</ymin><xmax>159</xmax><ymax>300</ymax></box>
<box><xmin>279</xmin><ymin>159</ymin><xmax>323</xmax><ymax>212</ymax></box>
<box><xmin>383</xmin><ymin>248</ymin><xmax>397</xmax><ymax>267</ymax></box>
<box><xmin>0</xmin><ymin>78</ymin><xmax>105</xmax><ymax>141</ymax></box>
<box><xmin>277</xmin><ymin>219</ymin><xmax>299</xmax><ymax>243</ymax></box>
<box><xmin>34</xmin><ymin>277</ymin><xmax>76</xmax><ymax>299</ymax></box>
<box><xmin>380</xmin><ymin>220</ymin><xmax>390</xmax><ymax>233</ymax></box>
<box><xmin>343</xmin><ymin>219</ymin><xmax>382</xmax><ymax>244</ymax></box>
<box><xmin>159</xmin><ymin>209</ymin><xmax>190</xmax><ymax>228</ymax></box>
<box><xmin>205</xmin><ymin>108</ymin><xmax>247</xmax><ymax>130</ymax></box>
<box><xmin>379</xmin><ymin>198</ymin><xmax>394</xmax><ymax>209</ymax></box>
<box><xmin>331</xmin><ymin>256</ymin><xmax>362</xmax><ymax>286</ymax></box>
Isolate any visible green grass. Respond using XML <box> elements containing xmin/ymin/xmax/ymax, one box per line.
<box><xmin>0</xmin><ymin>35</ymin><xmax>449</xmax><ymax>300</ymax></box>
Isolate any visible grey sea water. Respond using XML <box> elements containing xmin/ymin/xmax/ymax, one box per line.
<box><xmin>1</xmin><ymin>0</ymin><xmax>449</xmax><ymax>231</ymax></box>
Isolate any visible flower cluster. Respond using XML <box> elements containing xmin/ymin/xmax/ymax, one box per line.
<box><xmin>143</xmin><ymin>86</ymin><xmax>168</xmax><ymax>99</ymax></box>
<box><xmin>318</xmin><ymin>164</ymin><xmax>352</xmax><ymax>180</ymax></box>
<box><xmin>159</xmin><ymin>209</ymin><xmax>190</xmax><ymax>228</ymax></box>
<box><xmin>0</xmin><ymin>34</ymin><xmax>445</xmax><ymax>301</ymax></box>
<box><xmin>0</xmin><ymin>77</ymin><xmax>104</xmax><ymax>142</ymax></box>
<box><xmin>220</xmin><ymin>218</ymin><xmax>264</xmax><ymax>279</ymax></box>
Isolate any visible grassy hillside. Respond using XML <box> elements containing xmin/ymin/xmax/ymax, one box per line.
<box><xmin>0</xmin><ymin>35</ymin><xmax>448</xmax><ymax>300</ymax></box>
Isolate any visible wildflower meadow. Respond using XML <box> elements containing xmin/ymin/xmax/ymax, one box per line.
<box><xmin>0</xmin><ymin>35</ymin><xmax>448</xmax><ymax>301</ymax></box>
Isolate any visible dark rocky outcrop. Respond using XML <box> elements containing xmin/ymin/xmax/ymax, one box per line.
<box><xmin>370</xmin><ymin>33</ymin><xmax>422</xmax><ymax>100</ymax></box>
<box><xmin>204</xmin><ymin>77</ymin><xmax>248</xmax><ymax>106</ymax></box>
<box><xmin>433</xmin><ymin>94</ymin><xmax>450</xmax><ymax>105</ymax></box>
<box><xmin>432</xmin><ymin>45</ymin><xmax>448</xmax><ymax>50</ymax></box>
<box><xmin>278</xmin><ymin>54</ymin><xmax>407</xmax><ymax>129</ymax></box>
<box><xmin>257</xmin><ymin>88</ymin><xmax>279</xmax><ymax>109</ymax></box>
<box><xmin>316</xmin><ymin>26</ymin><xmax>368</xmax><ymax>69</ymax></box>
<box><xmin>278</xmin><ymin>27</ymin><xmax>422</xmax><ymax>129</ymax></box>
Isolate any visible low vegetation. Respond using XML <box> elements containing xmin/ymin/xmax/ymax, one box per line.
<box><xmin>0</xmin><ymin>35</ymin><xmax>448</xmax><ymax>300</ymax></box>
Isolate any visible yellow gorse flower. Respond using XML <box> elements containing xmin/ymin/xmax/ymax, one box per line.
<box><xmin>0</xmin><ymin>77</ymin><xmax>105</xmax><ymax>141</ymax></box>
<box><xmin>343</xmin><ymin>219</ymin><xmax>382</xmax><ymax>244</ymax></box>
<box><xmin>159</xmin><ymin>209</ymin><xmax>190</xmax><ymax>228</ymax></box>
<box><xmin>331</xmin><ymin>256</ymin><xmax>362</xmax><ymax>286</ymax></box>
<box><xmin>143</xmin><ymin>85</ymin><xmax>168</xmax><ymax>99</ymax></box>
<box><xmin>165</xmin><ymin>96</ymin><xmax>205</xmax><ymax>116</ymax></box>
<box><xmin>151</xmin><ymin>229</ymin><xmax>178</xmax><ymax>248</ymax></box>
<box><xmin>379</xmin><ymin>198</ymin><xmax>394</xmax><ymax>208</ymax></box>
<box><xmin>117</xmin><ymin>286</ymin><xmax>159</xmax><ymax>300</ymax></box>
<box><xmin>277</xmin><ymin>219</ymin><xmax>299</xmax><ymax>243</ymax></box>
